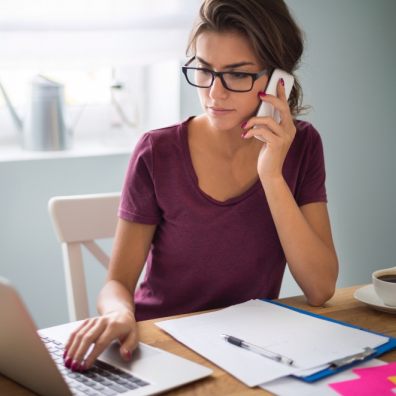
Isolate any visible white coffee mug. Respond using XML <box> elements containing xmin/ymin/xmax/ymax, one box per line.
<box><xmin>372</xmin><ymin>267</ymin><xmax>396</xmax><ymax>307</ymax></box>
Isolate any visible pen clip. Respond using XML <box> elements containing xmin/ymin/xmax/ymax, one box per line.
<box><xmin>330</xmin><ymin>347</ymin><xmax>374</xmax><ymax>368</ymax></box>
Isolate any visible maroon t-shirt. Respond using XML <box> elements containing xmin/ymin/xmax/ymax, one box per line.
<box><xmin>119</xmin><ymin>117</ymin><xmax>327</xmax><ymax>320</ymax></box>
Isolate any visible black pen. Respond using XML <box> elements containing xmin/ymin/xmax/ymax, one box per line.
<box><xmin>221</xmin><ymin>334</ymin><xmax>294</xmax><ymax>366</ymax></box>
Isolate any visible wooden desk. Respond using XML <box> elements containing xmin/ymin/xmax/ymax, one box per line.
<box><xmin>2</xmin><ymin>285</ymin><xmax>396</xmax><ymax>395</ymax></box>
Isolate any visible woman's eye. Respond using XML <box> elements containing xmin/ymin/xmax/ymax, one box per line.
<box><xmin>229</xmin><ymin>72</ymin><xmax>249</xmax><ymax>80</ymax></box>
<box><xmin>198</xmin><ymin>69</ymin><xmax>212</xmax><ymax>76</ymax></box>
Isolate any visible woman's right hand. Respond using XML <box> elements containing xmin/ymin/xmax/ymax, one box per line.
<box><xmin>63</xmin><ymin>309</ymin><xmax>138</xmax><ymax>372</ymax></box>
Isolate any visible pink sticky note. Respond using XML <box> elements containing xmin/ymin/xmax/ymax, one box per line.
<box><xmin>329</xmin><ymin>363</ymin><xmax>396</xmax><ymax>396</ymax></box>
<box><xmin>353</xmin><ymin>362</ymin><xmax>396</xmax><ymax>378</ymax></box>
<box><xmin>330</xmin><ymin>376</ymin><xmax>395</xmax><ymax>395</ymax></box>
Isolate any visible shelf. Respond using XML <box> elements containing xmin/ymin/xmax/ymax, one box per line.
<box><xmin>0</xmin><ymin>138</ymin><xmax>137</xmax><ymax>162</ymax></box>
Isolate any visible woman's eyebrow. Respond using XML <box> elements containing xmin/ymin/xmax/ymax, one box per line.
<box><xmin>196</xmin><ymin>56</ymin><xmax>255</xmax><ymax>69</ymax></box>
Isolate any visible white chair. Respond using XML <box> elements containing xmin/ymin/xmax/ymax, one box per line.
<box><xmin>48</xmin><ymin>193</ymin><xmax>120</xmax><ymax>321</ymax></box>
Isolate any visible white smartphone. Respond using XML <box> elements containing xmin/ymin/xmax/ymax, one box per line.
<box><xmin>256</xmin><ymin>68</ymin><xmax>295</xmax><ymax>124</ymax></box>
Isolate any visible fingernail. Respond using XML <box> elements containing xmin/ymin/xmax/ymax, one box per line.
<box><xmin>258</xmin><ymin>91</ymin><xmax>266</xmax><ymax>97</ymax></box>
<box><xmin>241</xmin><ymin>131</ymin><xmax>247</xmax><ymax>139</ymax></box>
<box><xmin>79</xmin><ymin>361</ymin><xmax>86</xmax><ymax>372</ymax></box>
<box><xmin>63</xmin><ymin>349</ymin><xmax>68</xmax><ymax>359</ymax></box>
<box><xmin>71</xmin><ymin>361</ymin><xmax>80</xmax><ymax>372</ymax></box>
<box><xmin>64</xmin><ymin>357</ymin><xmax>72</xmax><ymax>368</ymax></box>
<box><xmin>240</xmin><ymin>121</ymin><xmax>248</xmax><ymax>129</ymax></box>
<box><xmin>126</xmin><ymin>350</ymin><xmax>132</xmax><ymax>360</ymax></box>
<box><xmin>280</xmin><ymin>78</ymin><xmax>285</xmax><ymax>86</ymax></box>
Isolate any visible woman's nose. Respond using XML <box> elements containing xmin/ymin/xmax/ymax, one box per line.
<box><xmin>208</xmin><ymin>76</ymin><xmax>228</xmax><ymax>100</ymax></box>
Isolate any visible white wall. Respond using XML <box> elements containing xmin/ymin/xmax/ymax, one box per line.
<box><xmin>1</xmin><ymin>0</ymin><xmax>395</xmax><ymax>327</ymax></box>
<box><xmin>281</xmin><ymin>0</ymin><xmax>396</xmax><ymax>295</ymax></box>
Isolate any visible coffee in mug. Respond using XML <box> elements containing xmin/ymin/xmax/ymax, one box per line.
<box><xmin>372</xmin><ymin>267</ymin><xmax>396</xmax><ymax>307</ymax></box>
<box><xmin>377</xmin><ymin>274</ymin><xmax>396</xmax><ymax>283</ymax></box>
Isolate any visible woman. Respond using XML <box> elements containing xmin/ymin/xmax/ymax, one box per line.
<box><xmin>64</xmin><ymin>0</ymin><xmax>338</xmax><ymax>372</ymax></box>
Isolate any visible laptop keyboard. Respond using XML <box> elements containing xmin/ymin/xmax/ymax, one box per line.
<box><xmin>40</xmin><ymin>336</ymin><xmax>150</xmax><ymax>395</ymax></box>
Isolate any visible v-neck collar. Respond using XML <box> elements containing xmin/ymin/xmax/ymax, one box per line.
<box><xmin>179</xmin><ymin>117</ymin><xmax>262</xmax><ymax>206</ymax></box>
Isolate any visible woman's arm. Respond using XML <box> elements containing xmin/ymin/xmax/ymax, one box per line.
<box><xmin>98</xmin><ymin>218</ymin><xmax>157</xmax><ymax>316</ymax></box>
<box><xmin>64</xmin><ymin>219</ymin><xmax>156</xmax><ymax>371</ymax></box>
<box><xmin>262</xmin><ymin>177</ymin><xmax>338</xmax><ymax>306</ymax></box>
<box><xmin>242</xmin><ymin>81</ymin><xmax>338</xmax><ymax>306</ymax></box>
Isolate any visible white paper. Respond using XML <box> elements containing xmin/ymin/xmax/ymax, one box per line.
<box><xmin>156</xmin><ymin>300</ymin><xmax>388</xmax><ymax>387</ymax></box>
<box><xmin>293</xmin><ymin>364</ymin><xmax>331</xmax><ymax>378</ymax></box>
<box><xmin>261</xmin><ymin>359</ymin><xmax>386</xmax><ymax>396</ymax></box>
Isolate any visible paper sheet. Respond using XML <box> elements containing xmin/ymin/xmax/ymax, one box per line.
<box><xmin>156</xmin><ymin>300</ymin><xmax>389</xmax><ymax>387</ymax></box>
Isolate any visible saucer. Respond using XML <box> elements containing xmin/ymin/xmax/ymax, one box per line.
<box><xmin>354</xmin><ymin>284</ymin><xmax>396</xmax><ymax>314</ymax></box>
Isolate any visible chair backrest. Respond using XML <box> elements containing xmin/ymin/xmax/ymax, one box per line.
<box><xmin>48</xmin><ymin>193</ymin><xmax>120</xmax><ymax>321</ymax></box>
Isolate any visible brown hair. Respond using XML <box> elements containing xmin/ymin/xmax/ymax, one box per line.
<box><xmin>186</xmin><ymin>0</ymin><xmax>306</xmax><ymax>116</ymax></box>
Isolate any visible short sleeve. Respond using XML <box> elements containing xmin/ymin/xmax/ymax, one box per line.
<box><xmin>118</xmin><ymin>133</ymin><xmax>162</xmax><ymax>224</ymax></box>
<box><xmin>296</xmin><ymin>128</ymin><xmax>328</xmax><ymax>206</ymax></box>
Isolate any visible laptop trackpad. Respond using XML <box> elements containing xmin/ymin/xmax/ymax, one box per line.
<box><xmin>100</xmin><ymin>341</ymin><xmax>160</xmax><ymax>365</ymax></box>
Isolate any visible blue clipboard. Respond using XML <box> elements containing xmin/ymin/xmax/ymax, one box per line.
<box><xmin>264</xmin><ymin>299</ymin><xmax>396</xmax><ymax>383</ymax></box>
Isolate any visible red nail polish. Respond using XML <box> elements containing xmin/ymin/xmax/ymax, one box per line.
<box><xmin>241</xmin><ymin>131</ymin><xmax>247</xmax><ymax>138</ymax></box>
<box><xmin>71</xmin><ymin>361</ymin><xmax>80</xmax><ymax>372</ymax></box>
<box><xmin>63</xmin><ymin>349</ymin><xmax>68</xmax><ymax>359</ymax></box>
<box><xmin>65</xmin><ymin>357</ymin><xmax>72</xmax><ymax>368</ymax></box>
<box><xmin>240</xmin><ymin>121</ymin><xmax>247</xmax><ymax>129</ymax></box>
<box><xmin>79</xmin><ymin>361</ymin><xmax>86</xmax><ymax>372</ymax></box>
<box><xmin>126</xmin><ymin>351</ymin><xmax>132</xmax><ymax>360</ymax></box>
<box><xmin>258</xmin><ymin>91</ymin><xmax>266</xmax><ymax>97</ymax></box>
<box><xmin>280</xmin><ymin>78</ymin><xmax>285</xmax><ymax>86</ymax></box>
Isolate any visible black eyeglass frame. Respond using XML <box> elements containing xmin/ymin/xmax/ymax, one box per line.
<box><xmin>181</xmin><ymin>56</ymin><xmax>269</xmax><ymax>93</ymax></box>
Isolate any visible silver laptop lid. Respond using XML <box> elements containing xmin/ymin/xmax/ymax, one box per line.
<box><xmin>0</xmin><ymin>277</ymin><xmax>71</xmax><ymax>396</ymax></box>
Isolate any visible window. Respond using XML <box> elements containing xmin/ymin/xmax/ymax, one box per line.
<box><xmin>0</xmin><ymin>0</ymin><xmax>200</xmax><ymax>153</ymax></box>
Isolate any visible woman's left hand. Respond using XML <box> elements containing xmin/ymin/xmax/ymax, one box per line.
<box><xmin>242</xmin><ymin>79</ymin><xmax>296</xmax><ymax>182</ymax></box>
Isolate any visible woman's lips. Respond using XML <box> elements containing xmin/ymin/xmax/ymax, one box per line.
<box><xmin>207</xmin><ymin>107</ymin><xmax>234</xmax><ymax>116</ymax></box>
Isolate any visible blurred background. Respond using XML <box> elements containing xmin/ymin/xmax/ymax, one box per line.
<box><xmin>0</xmin><ymin>0</ymin><xmax>395</xmax><ymax>328</ymax></box>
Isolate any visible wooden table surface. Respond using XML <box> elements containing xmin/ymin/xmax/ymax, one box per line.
<box><xmin>2</xmin><ymin>285</ymin><xmax>396</xmax><ymax>395</ymax></box>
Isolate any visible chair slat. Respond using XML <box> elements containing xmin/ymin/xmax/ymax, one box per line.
<box><xmin>83</xmin><ymin>241</ymin><xmax>110</xmax><ymax>269</ymax></box>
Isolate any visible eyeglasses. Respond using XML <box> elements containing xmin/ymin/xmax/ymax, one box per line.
<box><xmin>181</xmin><ymin>57</ymin><xmax>269</xmax><ymax>93</ymax></box>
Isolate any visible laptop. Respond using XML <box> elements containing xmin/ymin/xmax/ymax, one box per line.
<box><xmin>0</xmin><ymin>277</ymin><xmax>212</xmax><ymax>396</ymax></box>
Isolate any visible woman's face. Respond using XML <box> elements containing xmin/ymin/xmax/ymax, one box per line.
<box><xmin>194</xmin><ymin>30</ymin><xmax>269</xmax><ymax>132</ymax></box>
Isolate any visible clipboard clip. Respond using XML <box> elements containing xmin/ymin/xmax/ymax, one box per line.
<box><xmin>330</xmin><ymin>347</ymin><xmax>375</xmax><ymax>368</ymax></box>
